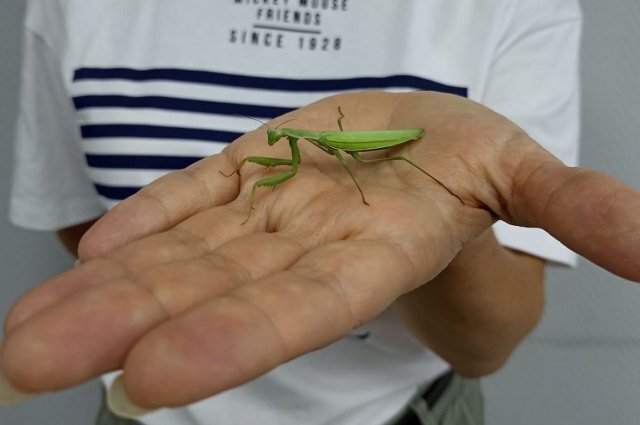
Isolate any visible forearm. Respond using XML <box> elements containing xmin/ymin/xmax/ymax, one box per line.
<box><xmin>394</xmin><ymin>229</ymin><xmax>545</xmax><ymax>377</ymax></box>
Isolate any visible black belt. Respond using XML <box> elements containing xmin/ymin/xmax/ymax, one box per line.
<box><xmin>393</xmin><ymin>369</ymin><xmax>455</xmax><ymax>425</ymax></box>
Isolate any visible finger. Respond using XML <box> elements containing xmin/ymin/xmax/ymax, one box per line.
<box><xmin>0</xmin><ymin>232</ymin><xmax>308</xmax><ymax>393</ymax></box>
<box><xmin>510</xmin><ymin>151</ymin><xmax>640</xmax><ymax>281</ymax></box>
<box><xmin>4</xmin><ymin>259</ymin><xmax>126</xmax><ymax>333</ymax></box>
<box><xmin>0</xmin><ymin>343</ymin><xmax>34</xmax><ymax>405</ymax></box>
<box><xmin>118</xmin><ymin>239</ymin><xmax>418</xmax><ymax>408</ymax></box>
<box><xmin>4</xmin><ymin>205</ymin><xmax>253</xmax><ymax>332</ymax></box>
<box><xmin>78</xmin><ymin>152</ymin><xmax>240</xmax><ymax>260</ymax></box>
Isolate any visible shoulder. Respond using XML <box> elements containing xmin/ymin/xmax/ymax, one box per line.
<box><xmin>24</xmin><ymin>0</ymin><xmax>114</xmax><ymax>47</ymax></box>
<box><xmin>24</xmin><ymin>0</ymin><xmax>69</xmax><ymax>33</ymax></box>
<box><xmin>24</xmin><ymin>0</ymin><xmax>70</xmax><ymax>54</ymax></box>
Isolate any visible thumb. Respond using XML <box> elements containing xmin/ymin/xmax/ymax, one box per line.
<box><xmin>507</xmin><ymin>151</ymin><xmax>640</xmax><ymax>282</ymax></box>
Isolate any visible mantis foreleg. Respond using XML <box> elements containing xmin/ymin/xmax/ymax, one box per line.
<box><xmin>241</xmin><ymin>156</ymin><xmax>294</xmax><ymax>173</ymax></box>
<box><xmin>241</xmin><ymin>137</ymin><xmax>301</xmax><ymax>223</ymax></box>
<box><xmin>220</xmin><ymin>157</ymin><xmax>294</xmax><ymax>177</ymax></box>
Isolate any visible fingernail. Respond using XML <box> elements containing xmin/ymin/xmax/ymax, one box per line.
<box><xmin>0</xmin><ymin>368</ymin><xmax>34</xmax><ymax>406</ymax></box>
<box><xmin>107</xmin><ymin>375</ymin><xmax>155</xmax><ymax>419</ymax></box>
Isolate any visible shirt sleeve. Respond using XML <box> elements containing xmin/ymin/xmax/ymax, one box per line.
<box><xmin>482</xmin><ymin>0</ymin><xmax>582</xmax><ymax>266</ymax></box>
<box><xmin>9</xmin><ymin>23</ymin><xmax>106</xmax><ymax>231</ymax></box>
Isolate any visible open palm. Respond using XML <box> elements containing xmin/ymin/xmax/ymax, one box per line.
<box><xmin>2</xmin><ymin>92</ymin><xmax>639</xmax><ymax>410</ymax></box>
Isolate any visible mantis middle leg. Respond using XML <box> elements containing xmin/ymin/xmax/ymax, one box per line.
<box><xmin>331</xmin><ymin>149</ymin><xmax>370</xmax><ymax>206</ymax></box>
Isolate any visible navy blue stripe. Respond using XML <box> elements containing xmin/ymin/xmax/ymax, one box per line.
<box><xmin>94</xmin><ymin>184</ymin><xmax>140</xmax><ymax>200</ymax></box>
<box><xmin>73</xmin><ymin>67</ymin><xmax>468</xmax><ymax>96</ymax></box>
<box><xmin>86</xmin><ymin>154</ymin><xmax>203</xmax><ymax>169</ymax></box>
<box><xmin>73</xmin><ymin>95</ymin><xmax>294</xmax><ymax>119</ymax></box>
<box><xmin>81</xmin><ymin>124</ymin><xmax>241</xmax><ymax>143</ymax></box>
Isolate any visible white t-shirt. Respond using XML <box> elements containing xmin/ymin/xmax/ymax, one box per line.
<box><xmin>10</xmin><ymin>1</ymin><xmax>582</xmax><ymax>424</ymax></box>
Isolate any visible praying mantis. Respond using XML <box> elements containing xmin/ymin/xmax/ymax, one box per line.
<box><xmin>225</xmin><ymin>107</ymin><xmax>464</xmax><ymax>222</ymax></box>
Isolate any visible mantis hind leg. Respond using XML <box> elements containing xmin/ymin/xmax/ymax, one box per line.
<box><xmin>332</xmin><ymin>150</ymin><xmax>369</xmax><ymax>206</ymax></box>
<box><xmin>349</xmin><ymin>152</ymin><xmax>465</xmax><ymax>205</ymax></box>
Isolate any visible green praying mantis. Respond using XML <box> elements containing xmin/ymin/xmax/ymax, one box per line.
<box><xmin>224</xmin><ymin>107</ymin><xmax>464</xmax><ymax>222</ymax></box>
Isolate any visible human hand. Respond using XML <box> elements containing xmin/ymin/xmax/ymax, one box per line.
<box><xmin>2</xmin><ymin>92</ymin><xmax>639</xmax><ymax>415</ymax></box>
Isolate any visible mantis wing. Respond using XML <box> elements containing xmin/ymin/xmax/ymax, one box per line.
<box><xmin>320</xmin><ymin>129</ymin><xmax>425</xmax><ymax>152</ymax></box>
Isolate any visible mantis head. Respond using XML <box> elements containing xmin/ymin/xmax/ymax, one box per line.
<box><xmin>266</xmin><ymin>127</ymin><xmax>284</xmax><ymax>145</ymax></box>
<box><xmin>266</xmin><ymin>119</ymin><xmax>297</xmax><ymax>145</ymax></box>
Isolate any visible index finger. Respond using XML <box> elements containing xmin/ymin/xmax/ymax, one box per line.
<box><xmin>79</xmin><ymin>152</ymin><xmax>239</xmax><ymax>260</ymax></box>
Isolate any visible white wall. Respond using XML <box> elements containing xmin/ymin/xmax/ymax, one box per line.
<box><xmin>1</xmin><ymin>1</ymin><xmax>639</xmax><ymax>424</ymax></box>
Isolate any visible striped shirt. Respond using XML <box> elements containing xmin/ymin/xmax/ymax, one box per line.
<box><xmin>71</xmin><ymin>67</ymin><xmax>467</xmax><ymax>208</ymax></box>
